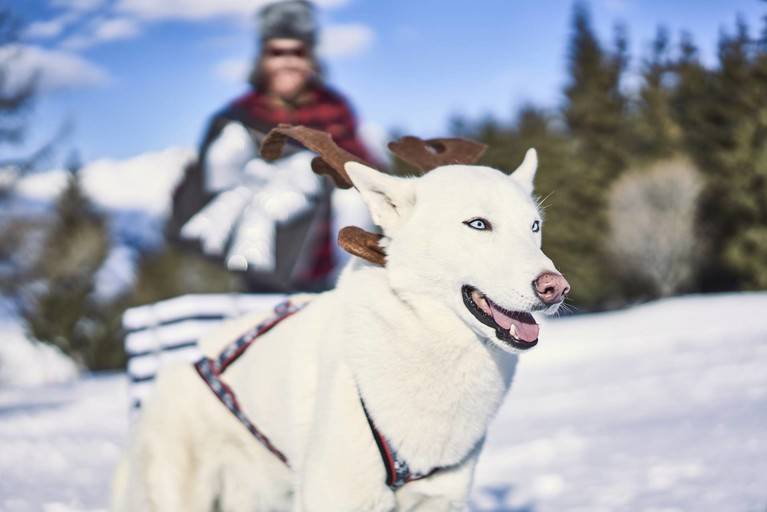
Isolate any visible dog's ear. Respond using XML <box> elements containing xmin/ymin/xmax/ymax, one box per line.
<box><xmin>345</xmin><ymin>162</ymin><xmax>416</xmax><ymax>234</ymax></box>
<box><xmin>510</xmin><ymin>148</ymin><xmax>537</xmax><ymax>195</ymax></box>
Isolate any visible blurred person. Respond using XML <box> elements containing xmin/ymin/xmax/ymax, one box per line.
<box><xmin>169</xmin><ymin>0</ymin><xmax>374</xmax><ymax>293</ymax></box>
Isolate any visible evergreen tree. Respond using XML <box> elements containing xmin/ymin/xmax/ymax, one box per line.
<box><xmin>673</xmin><ymin>21</ymin><xmax>767</xmax><ymax>290</ymax></box>
<box><xmin>761</xmin><ymin>0</ymin><xmax>767</xmax><ymax>48</ymax></box>
<box><xmin>20</xmin><ymin>153</ymin><xmax>112</xmax><ymax>368</ymax></box>
<box><xmin>0</xmin><ymin>8</ymin><xmax>38</xmax><ymax>195</ymax></box>
<box><xmin>0</xmin><ymin>9</ymin><xmax>35</xmax><ymax>149</ymax></box>
<box><xmin>633</xmin><ymin>27</ymin><xmax>681</xmax><ymax>161</ymax></box>
<box><xmin>671</xmin><ymin>33</ymin><xmax>709</xmax><ymax>163</ymax></box>
<box><xmin>563</xmin><ymin>3</ymin><xmax>630</xmax><ymax>177</ymax></box>
<box><xmin>557</xmin><ymin>4</ymin><xmax>633</xmax><ymax>307</ymax></box>
<box><xmin>721</xmin><ymin>17</ymin><xmax>767</xmax><ymax>289</ymax></box>
<box><xmin>130</xmin><ymin>243</ymin><xmax>243</xmax><ymax>307</ymax></box>
<box><xmin>448</xmin><ymin>5</ymin><xmax>767</xmax><ymax>303</ymax></box>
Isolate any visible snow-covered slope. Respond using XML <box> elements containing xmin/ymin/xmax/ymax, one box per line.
<box><xmin>15</xmin><ymin>147</ymin><xmax>193</xmax><ymax>218</ymax></box>
<box><xmin>0</xmin><ymin>316</ymin><xmax>78</xmax><ymax>389</ymax></box>
<box><xmin>14</xmin><ymin>147</ymin><xmax>194</xmax><ymax>251</ymax></box>
<box><xmin>473</xmin><ymin>292</ymin><xmax>767</xmax><ymax>511</ymax></box>
<box><xmin>0</xmin><ymin>149</ymin><xmax>196</xmax><ymax>380</ymax></box>
<box><xmin>0</xmin><ymin>293</ymin><xmax>765</xmax><ymax>511</ymax></box>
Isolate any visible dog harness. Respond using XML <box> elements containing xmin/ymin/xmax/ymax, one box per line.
<box><xmin>193</xmin><ymin>300</ymin><xmax>437</xmax><ymax>490</ymax></box>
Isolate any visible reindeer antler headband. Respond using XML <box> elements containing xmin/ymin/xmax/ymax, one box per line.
<box><xmin>260</xmin><ymin>124</ymin><xmax>487</xmax><ymax>267</ymax></box>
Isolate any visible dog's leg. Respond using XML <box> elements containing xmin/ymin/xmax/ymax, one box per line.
<box><xmin>215</xmin><ymin>441</ymin><xmax>293</xmax><ymax>512</ymax></box>
<box><xmin>115</xmin><ymin>418</ymin><xmax>196</xmax><ymax>511</ymax></box>
<box><xmin>121</xmin><ymin>364</ymin><xmax>218</xmax><ymax>512</ymax></box>
<box><xmin>395</xmin><ymin>446</ymin><xmax>482</xmax><ymax>512</ymax></box>
<box><xmin>296</xmin><ymin>365</ymin><xmax>396</xmax><ymax>512</ymax></box>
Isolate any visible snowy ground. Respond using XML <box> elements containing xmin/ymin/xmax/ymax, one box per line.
<box><xmin>1</xmin><ymin>293</ymin><xmax>766</xmax><ymax>512</ymax></box>
<box><xmin>0</xmin><ymin>314</ymin><xmax>77</xmax><ymax>389</ymax></box>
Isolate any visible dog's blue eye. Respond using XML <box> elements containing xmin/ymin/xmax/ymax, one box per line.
<box><xmin>532</xmin><ymin>220</ymin><xmax>540</xmax><ymax>233</ymax></box>
<box><xmin>465</xmin><ymin>218</ymin><xmax>491</xmax><ymax>231</ymax></box>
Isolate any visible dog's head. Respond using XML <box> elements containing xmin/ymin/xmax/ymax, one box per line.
<box><xmin>345</xmin><ymin>150</ymin><xmax>569</xmax><ymax>353</ymax></box>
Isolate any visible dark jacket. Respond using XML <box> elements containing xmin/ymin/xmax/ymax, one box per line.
<box><xmin>169</xmin><ymin>84</ymin><xmax>372</xmax><ymax>293</ymax></box>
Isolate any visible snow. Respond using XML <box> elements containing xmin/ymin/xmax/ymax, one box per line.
<box><xmin>0</xmin><ymin>375</ymin><xmax>125</xmax><ymax>512</ymax></box>
<box><xmin>0</xmin><ymin>315</ymin><xmax>78</xmax><ymax>389</ymax></box>
<box><xmin>473</xmin><ymin>292</ymin><xmax>767</xmax><ymax>511</ymax></box>
<box><xmin>12</xmin><ymin>147</ymin><xmax>194</xmax><ymax>256</ymax></box>
<box><xmin>92</xmin><ymin>245</ymin><xmax>138</xmax><ymax>301</ymax></box>
<box><xmin>15</xmin><ymin>147</ymin><xmax>193</xmax><ymax>218</ymax></box>
<box><xmin>0</xmin><ymin>293</ymin><xmax>765</xmax><ymax>511</ymax></box>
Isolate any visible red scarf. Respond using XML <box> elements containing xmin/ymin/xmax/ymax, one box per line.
<box><xmin>233</xmin><ymin>84</ymin><xmax>374</xmax><ymax>163</ymax></box>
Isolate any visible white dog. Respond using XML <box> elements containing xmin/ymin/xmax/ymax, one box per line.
<box><xmin>112</xmin><ymin>149</ymin><xmax>569</xmax><ymax>512</ymax></box>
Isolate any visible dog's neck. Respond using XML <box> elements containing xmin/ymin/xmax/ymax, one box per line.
<box><xmin>338</xmin><ymin>264</ymin><xmax>517</xmax><ymax>471</ymax></box>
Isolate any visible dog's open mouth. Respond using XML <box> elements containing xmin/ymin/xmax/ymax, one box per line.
<box><xmin>462</xmin><ymin>285</ymin><xmax>539</xmax><ymax>350</ymax></box>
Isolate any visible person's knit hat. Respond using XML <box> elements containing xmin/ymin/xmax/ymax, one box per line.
<box><xmin>258</xmin><ymin>0</ymin><xmax>318</xmax><ymax>48</ymax></box>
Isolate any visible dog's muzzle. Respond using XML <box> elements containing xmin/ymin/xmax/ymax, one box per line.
<box><xmin>462</xmin><ymin>285</ymin><xmax>539</xmax><ymax>350</ymax></box>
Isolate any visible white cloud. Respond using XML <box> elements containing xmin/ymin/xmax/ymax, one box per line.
<box><xmin>51</xmin><ymin>0</ymin><xmax>106</xmax><ymax>12</ymax></box>
<box><xmin>61</xmin><ymin>16</ymin><xmax>142</xmax><ymax>50</ymax></box>
<box><xmin>0</xmin><ymin>44</ymin><xmax>111</xmax><ymax>92</ymax></box>
<box><xmin>92</xmin><ymin>17</ymin><xmax>141</xmax><ymax>40</ymax></box>
<box><xmin>313</xmin><ymin>0</ymin><xmax>350</xmax><ymax>7</ymax></box>
<box><xmin>214</xmin><ymin>57</ymin><xmax>250</xmax><ymax>83</ymax></box>
<box><xmin>24</xmin><ymin>12</ymin><xmax>78</xmax><ymax>40</ymax></box>
<box><xmin>115</xmin><ymin>0</ymin><xmax>272</xmax><ymax>21</ymax></box>
<box><xmin>317</xmin><ymin>23</ymin><xmax>374</xmax><ymax>59</ymax></box>
<box><xmin>115</xmin><ymin>0</ymin><xmax>349</xmax><ymax>21</ymax></box>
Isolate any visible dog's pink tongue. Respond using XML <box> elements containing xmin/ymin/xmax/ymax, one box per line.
<box><xmin>509</xmin><ymin>319</ymin><xmax>539</xmax><ymax>343</ymax></box>
<box><xmin>488</xmin><ymin>303</ymin><xmax>539</xmax><ymax>343</ymax></box>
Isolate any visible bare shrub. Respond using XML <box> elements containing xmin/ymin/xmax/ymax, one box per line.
<box><xmin>607</xmin><ymin>156</ymin><xmax>703</xmax><ymax>297</ymax></box>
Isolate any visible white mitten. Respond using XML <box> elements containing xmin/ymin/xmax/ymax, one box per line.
<box><xmin>226</xmin><ymin>203</ymin><xmax>275</xmax><ymax>272</ymax></box>
<box><xmin>274</xmin><ymin>151</ymin><xmax>321</xmax><ymax>197</ymax></box>
<box><xmin>243</xmin><ymin>158</ymin><xmax>278</xmax><ymax>185</ymax></box>
<box><xmin>205</xmin><ymin>123</ymin><xmax>256</xmax><ymax>193</ymax></box>
<box><xmin>253</xmin><ymin>151</ymin><xmax>321</xmax><ymax>223</ymax></box>
<box><xmin>254</xmin><ymin>183</ymin><xmax>310</xmax><ymax>224</ymax></box>
<box><xmin>180</xmin><ymin>185</ymin><xmax>252</xmax><ymax>256</ymax></box>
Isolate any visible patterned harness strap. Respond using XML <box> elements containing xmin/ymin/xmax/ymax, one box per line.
<box><xmin>360</xmin><ymin>399</ymin><xmax>438</xmax><ymax>490</ymax></box>
<box><xmin>193</xmin><ymin>300</ymin><xmax>305</xmax><ymax>467</ymax></box>
<box><xmin>193</xmin><ymin>299</ymin><xmax>440</xmax><ymax>489</ymax></box>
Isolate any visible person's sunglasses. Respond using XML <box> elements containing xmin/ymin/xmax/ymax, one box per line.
<box><xmin>265</xmin><ymin>47</ymin><xmax>308</xmax><ymax>59</ymax></box>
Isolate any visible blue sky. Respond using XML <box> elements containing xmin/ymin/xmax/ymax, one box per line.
<box><xmin>8</xmin><ymin>0</ymin><xmax>765</xmax><ymax>163</ymax></box>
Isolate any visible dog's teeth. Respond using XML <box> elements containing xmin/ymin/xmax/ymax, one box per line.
<box><xmin>509</xmin><ymin>324</ymin><xmax>518</xmax><ymax>338</ymax></box>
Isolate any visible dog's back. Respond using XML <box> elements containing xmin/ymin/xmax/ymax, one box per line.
<box><xmin>113</xmin><ymin>294</ymin><xmax>318</xmax><ymax>512</ymax></box>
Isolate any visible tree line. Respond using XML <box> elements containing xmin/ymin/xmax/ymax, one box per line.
<box><xmin>451</xmin><ymin>2</ymin><xmax>767</xmax><ymax>309</ymax></box>
<box><xmin>2</xmin><ymin>3</ymin><xmax>766</xmax><ymax>371</ymax></box>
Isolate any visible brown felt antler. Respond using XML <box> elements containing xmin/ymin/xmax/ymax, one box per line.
<box><xmin>337</xmin><ymin>226</ymin><xmax>386</xmax><ymax>267</ymax></box>
<box><xmin>387</xmin><ymin>136</ymin><xmax>487</xmax><ymax>172</ymax></box>
<box><xmin>261</xmin><ymin>124</ymin><xmax>366</xmax><ymax>189</ymax></box>
<box><xmin>260</xmin><ymin>124</ymin><xmax>487</xmax><ymax>268</ymax></box>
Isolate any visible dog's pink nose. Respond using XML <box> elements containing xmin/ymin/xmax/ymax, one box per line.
<box><xmin>533</xmin><ymin>272</ymin><xmax>570</xmax><ymax>305</ymax></box>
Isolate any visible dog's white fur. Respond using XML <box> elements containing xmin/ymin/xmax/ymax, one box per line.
<box><xmin>112</xmin><ymin>150</ymin><xmax>563</xmax><ymax>512</ymax></box>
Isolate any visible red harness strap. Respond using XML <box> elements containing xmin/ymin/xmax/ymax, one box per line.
<box><xmin>361</xmin><ymin>399</ymin><xmax>439</xmax><ymax>490</ymax></box>
<box><xmin>193</xmin><ymin>299</ymin><xmax>442</xmax><ymax>489</ymax></box>
<box><xmin>193</xmin><ymin>300</ymin><xmax>305</xmax><ymax>467</ymax></box>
